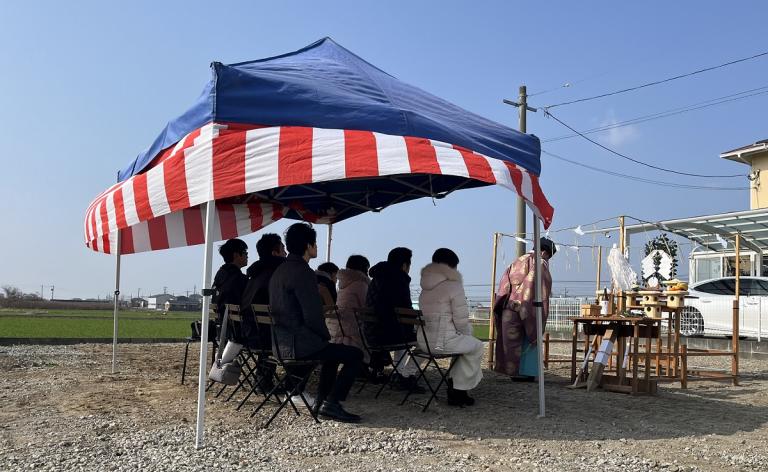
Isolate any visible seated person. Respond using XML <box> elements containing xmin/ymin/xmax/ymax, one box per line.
<box><xmin>316</xmin><ymin>262</ymin><xmax>339</xmax><ymax>307</ymax></box>
<box><xmin>366</xmin><ymin>247</ymin><xmax>423</xmax><ymax>392</ymax></box>
<box><xmin>331</xmin><ymin>255</ymin><xmax>371</xmax><ymax>367</ymax></box>
<box><xmin>212</xmin><ymin>239</ymin><xmax>248</xmax><ymax>364</ymax></box>
<box><xmin>269</xmin><ymin>223</ymin><xmax>363</xmax><ymax>423</ymax></box>
<box><xmin>418</xmin><ymin>248</ymin><xmax>483</xmax><ymax>406</ymax></box>
<box><xmin>240</xmin><ymin>233</ymin><xmax>286</xmax><ymax>392</ymax></box>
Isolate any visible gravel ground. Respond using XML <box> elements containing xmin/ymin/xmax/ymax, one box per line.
<box><xmin>1</xmin><ymin>342</ymin><xmax>768</xmax><ymax>471</ymax></box>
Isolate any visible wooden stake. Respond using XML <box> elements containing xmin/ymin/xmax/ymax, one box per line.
<box><xmin>487</xmin><ymin>232</ymin><xmax>500</xmax><ymax>368</ymax></box>
<box><xmin>596</xmin><ymin>246</ymin><xmax>603</xmax><ymax>297</ymax></box>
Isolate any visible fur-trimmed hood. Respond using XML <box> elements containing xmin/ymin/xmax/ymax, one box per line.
<box><xmin>420</xmin><ymin>263</ymin><xmax>462</xmax><ymax>291</ymax></box>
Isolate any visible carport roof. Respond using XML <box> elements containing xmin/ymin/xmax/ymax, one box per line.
<box><xmin>586</xmin><ymin>208</ymin><xmax>768</xmax><ymax>254</ymax></box>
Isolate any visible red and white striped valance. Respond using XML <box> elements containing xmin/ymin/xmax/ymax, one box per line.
<box><xmin>85</xmin><ymin>122</ymin><xmax>553</xmax><ymax>254</ymax></box>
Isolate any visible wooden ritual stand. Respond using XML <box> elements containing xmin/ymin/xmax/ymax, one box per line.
<box><xmin>570</xmin><ymin>316</ymin><xmax>661</xmax><ymax>395</ymax></box>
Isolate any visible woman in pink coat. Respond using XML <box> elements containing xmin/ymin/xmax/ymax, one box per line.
<box><xmin>329</xmin><ymin>255</ymin><xmax>370</xmax><ymax>363</ymax></box>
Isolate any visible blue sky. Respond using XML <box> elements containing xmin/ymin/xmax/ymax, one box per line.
<box><xmin>1</xmin><ymin>1</ymin><xmax>766</xmax><ymax>301</ymax></box>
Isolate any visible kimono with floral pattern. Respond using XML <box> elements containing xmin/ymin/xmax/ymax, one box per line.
<box><xmin>493</xmin><ymin>253</ymin><xmax>552</xmax><ymax>376</ymax></box>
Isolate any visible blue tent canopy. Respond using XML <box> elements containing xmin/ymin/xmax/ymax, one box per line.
<box><xmin>119</xmin><ymin>37</ymin><xmax>541</xmax><ymax>181</ymax></box>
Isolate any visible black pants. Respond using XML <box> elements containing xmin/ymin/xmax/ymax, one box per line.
<box><xmin>301</xmin><ymin>343</ymin><xmax>363</xmax><ymax>404</ymax></box>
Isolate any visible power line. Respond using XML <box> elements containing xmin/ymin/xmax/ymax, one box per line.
<box><xmin>543</xmin><ymin>50</ymin><xmax>768</xmax><ymax>109</ymax></box>
<box><xmin>542</xmin><ymin>150</ymin><xmax>748</xmax><ymax>191</ymax></box>
<box><xmin>543</xmin><ymin>110</ymin><xmax>747</xmax><ymax>178</ymax></box>
<box><xmin>543</xmin><ymin>85</ymin><xmax>768</xmax><ymax>143</ymax></box>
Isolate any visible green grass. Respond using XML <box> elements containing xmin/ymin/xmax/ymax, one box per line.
<box><xmin>0</xmin><ymin>309</ymin><xmax>199</xmax><ymax>338</ymax></box>
<box><xmin>0</xmin><ymin>308</ymin><xmax>493</xmax><ymax>341</ymax></box>
<box><xmin>473</xmin><ymin>323</ymin><xmax>490</xmax><ymax>341</ymax></box>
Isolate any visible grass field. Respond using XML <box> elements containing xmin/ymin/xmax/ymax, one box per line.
<box><xmin>0</xmin><ymin>309</ymin><xmax>199</xmax><ymax>339</ymax></box>
<box><xmin>0</xmin><ymin>308</ymin><xmax>491</xmax><ymax>340</ymax></box>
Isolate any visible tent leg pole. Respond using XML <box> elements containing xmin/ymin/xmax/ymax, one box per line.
<box><xmin>111</xmin><ymin>231</ymin><xmax>122</xmax><ymax>375</ymax></box>
<box><xmin>533</xmin><ymin>216</ymin><xmax>545</xmax><ymax>418</ymax></box>
<box><xmin>326</xmin><ymin>223</ymin><xmax>333</xmax><ymax>263</ymax></box>
<box><xmin>195</xmin><ymin>201</ymin><xmax>216</xmax><ymax>450</ymax></box>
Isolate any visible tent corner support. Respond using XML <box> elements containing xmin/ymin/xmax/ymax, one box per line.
<box><xmin>195</xmin><ymin>200</ymin><xmax>216</xmax><ymax>449</ymax></box>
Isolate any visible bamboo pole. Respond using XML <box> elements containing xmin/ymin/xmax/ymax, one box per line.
<box><xmin>595</xmin><ymin>246</ymin><xmax>603</xmax><ymax>296</ymax></box>
<box><xmin>487</xmin><ymin>232</ymin><xmax>500</xmax><ymax>368</ymax></box>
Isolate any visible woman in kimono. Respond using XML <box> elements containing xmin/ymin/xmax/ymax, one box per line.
<box><xmin>493</xmin><ymin>238</ymin><xmax>556</xmax><ymax>380</ymax></box>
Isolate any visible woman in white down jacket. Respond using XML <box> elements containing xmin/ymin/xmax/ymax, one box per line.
<box><xmin>418</xmin><ymin>248</ymin><xmax>483</xmax><ymax>406</ymax></box>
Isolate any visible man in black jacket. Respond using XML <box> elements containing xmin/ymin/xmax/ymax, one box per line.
<box><xmin>365</xmin><ymin>247</ymin><xmax>423</xmax><ymax>392</ymax></box>
<box><xmin>269</xmin><ymin>223</ymin><xmax>363</xmax><ymax>422</ymax></box>
<box><xmin>240</xmin><ymin>233</ymin><xmax>286</xmax><ymax>392</ymax></box>
<box><xmin>211</xmin><ymin>239</ymin><xmax>249</xmax><ymax>364</ymax></box>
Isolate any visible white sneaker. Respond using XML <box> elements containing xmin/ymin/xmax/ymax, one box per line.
<box><xmin>291</xmin><ymin>393</ymin><xmax>315</xmax><ymax>408</ymax></box>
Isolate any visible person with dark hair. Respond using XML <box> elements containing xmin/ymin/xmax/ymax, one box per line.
<box><xmin>269</xmin><ymin>223</ymin><xmax>363</xmax><ymax>422</ymax></box>
<box><xmin>419</xmin><ymin>248</ymin><xmax>483</xmax><ymax>406</ymax></box>
<box><xmin>240</xmin><ymin>233</ymin><xmax>287</xmax><ymax>393</ymax></box>
<box><xmin>493</xmin><ymin>237</ymin><xmax>556</xmax><ymax>381</ymax></box>
<box><xmin>211</xmin><ymin>238</ymin><xmax>249</xmax><ymax>367</ymax></box>
<box><xmin>316</xmin><ymin>262</ymin><xmax>339</xmax><ymax>307</ymax></box>
<box><xmin>331</xmin><ymin>255</ymin><xmax>370</xmax><ymax>363</ymax></box>
<box><xmin>365</xmin><ymin>247</ymin><xmax>424</xmax><ymax>392</ymax></box>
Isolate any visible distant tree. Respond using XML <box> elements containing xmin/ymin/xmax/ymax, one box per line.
<box><xmin>1</xmin><ymin>285</ymin><xmax>23</xmax><ymax>300</ymax></box>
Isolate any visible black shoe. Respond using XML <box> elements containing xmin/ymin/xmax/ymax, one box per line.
<box><xmin>318</xmin><ymin>401</ymin><xmax>362</xmax><ymax>423</ymax></box>
<box><xmin>447</xmin><ymin>388</ymin><xmax>476</xmax><ymax>407</ymax></box>
<box><xmin>446</xmin><ymin>387</ymin><xmax>464</xmax><ymax>406</ymax></box>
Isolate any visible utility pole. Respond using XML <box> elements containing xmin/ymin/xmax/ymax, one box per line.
<box><xmin>503</xmin><ymin>86</ymin><xmax>538</xmax><ymax>257</ymax></box>
<box><xmin>41</xmin><ymin>285</ymin><xmax>44</xmax><ymax>300</ymax></box>
<box><xmin>50</xmin><ymin>285</ymin><xmax>54</xmax><ymax>300</ymax></box>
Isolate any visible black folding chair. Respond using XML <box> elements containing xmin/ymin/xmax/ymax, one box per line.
<box><xmin>395</xmin><ymin>308</ymin><xmax>460</xmax><ymax>412</ymax></box>
<box><xmin>249</xmin><ymin>304</ymin><xmax>321</xmax><ymax>429</ymax></box>
<box><xmin>213</xmin><ymin>304</ymin><xmax>276</xmax><ymax>406</ymax></box>
<box><xmin>352</xmin><ymin>307</ymin><xmax>418</xmax><ymax>398</ymax></box>
<box><xmin>181</xmin><ymin>315</ymin><xmax>219</xmax><ymax>385</ymax></box>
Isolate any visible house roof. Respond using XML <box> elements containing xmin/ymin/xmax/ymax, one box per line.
<box><xmin>720</xmin><ymin>139</ymin><xmax>768</xmax><ymax>164</ymax></box>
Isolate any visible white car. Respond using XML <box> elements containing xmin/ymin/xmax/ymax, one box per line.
<box><xmin>681</xmin><ymin>277</ymin><xmax>768</xmax><ymax>338</ymax></box>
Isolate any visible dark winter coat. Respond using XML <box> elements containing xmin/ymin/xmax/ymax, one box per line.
<box><xmin>268</xmin><ymin>254</ymin><xmax>330</xmax><ymax>359</ymax></box>
<box><xmin>239</xmin><ymin>255</ymin><xmax>285</xmax><ymax>348</ymax></box>
<box><xmin>364</xmin><ymin>261</ymin><xmax>415</xmax><ymax>346</ymax></box>
<box><xmin>212</xmin><ymin>263</ymin><xmax>247</xmax><ymax>322</ymax></box>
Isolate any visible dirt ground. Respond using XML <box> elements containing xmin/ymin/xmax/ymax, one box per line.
<box><xmin>1</xmin><ymin>343</ymin><xmax>768</xmax><ymax>471</ymax></box>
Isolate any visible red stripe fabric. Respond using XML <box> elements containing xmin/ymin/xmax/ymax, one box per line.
<box><xmin>147</xmin><ymin>215</ymin><xmax>169</xmax><ymax>250</ymax></box>
<box><xmin>113</xmin><ymin>188</ymin><xmax>127</xmax><ymax>228</ymax></box>
<box><xmin>183</xmin><ymin>206</ymin><xmax>205</xmax><ymax>246</ymax></box>
<box><xmin>217</xmin><ymin>203</ymin><xmax>238</xmax><ymax>240</ymax></box>
<box><xmin>530</xmin><ymin>175</ymin><xmax>554</xmax><ymax>227</ymax></box>
<box><xmin>99</xmin><ymin>203</ymin><xmax>111</xmax><ymax>254</ymax></box>
<box><xmin>133</xmin><ymin>174</ymin><xmax>154</xmax><ymax>222</ymax></box>
<box><xmin>344</xmin><ymin>130</ymin><xmax>379</xmax><ymax>178</ymax></box>
<box><xmin>278</xmin><ymin>127</ymin><xmax>313</xmax><ymax>186</ymax></box>
<box><xmin>404</xmin><ymin>137</ymin><xmax>440</xmax><ymax>174</ymax></box>
<box><xmin>454</xmin><ymin>146</ymin><xmax>495</xmax><ymax>183</ymax></box>
<box><xmin>85</xmin><ymin>124</ymin><xmax>555</xmax><ymax>252</ymax></box>
<box><xmin>272</xmin><ymin>205</ymin><xmax>284</xmax><ymax>221</ymax></box>
<box><xmin>505</xmin><ymin>162</ymin><xmax>524</xmax><ymax>196</ymax></box>
<box><xmin>163</xmin><ymin>151</ymin><xmax>190</xmax><ymax>212</ymax></box>
<box><xmin>120</xmin><ymin>227</ymin><xmax>135</xmax><ymax>255</ymax></box>
<box><xmin>247</xmin><ymin>203</ymin><xmax>264</xmax><ymax>232</ymax></box>
<box><xmin>90</xmin><ymin>206</ymin><xmax>99</xmax><ymax>253</ymax></box>
<box><xmin>212</xmin><ymin>129</ymin><xmax>247</xmax><ymax>200</ymax></box>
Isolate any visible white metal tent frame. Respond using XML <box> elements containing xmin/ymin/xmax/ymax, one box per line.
<box><xmin>107</xmin><ymin>193</ymin><xmax>550</xmax><ymax>449</ymax></box>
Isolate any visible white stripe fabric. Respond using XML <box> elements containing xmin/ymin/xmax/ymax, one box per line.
<box><xmin>244</xmin><ymin>127</ymin><xmax>281</xmax><ymax>194</ymax></box>
<box><xmin>85</xmin><ymin>124</ymin><xmax>552</xmax><ymax>254</ymax></box>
